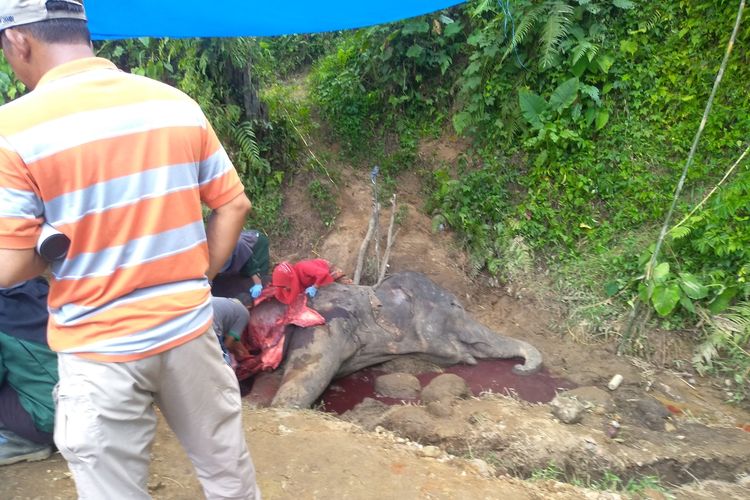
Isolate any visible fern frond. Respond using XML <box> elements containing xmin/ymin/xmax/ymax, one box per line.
<box><xmin>571</xmin><ymin>40</ymin><xmax>590</xmax><ymax>66</ymax></box>
<box><xmin>668</xmin><ymin>225</ymin><xmax>692</xmax><ymax>240</ymax></box>
<box><xmin>645</xmin><ymin>10</ymin><xmax>664</xmax><ymax>32</ymax></box>
<box><xmin>695</xmin><ymin>301</ymin><xmax>750</xmax><ymax>372</ymax></box>
<box><xmin>585</xmin><ymin>42</ymin><xmax>600</xmax><ymax>62</ymax></box>
<box><xmin>568</xmin><ymin>40</ymin><xmax>600</xmax><ymax>66</ymax></box>
<box><xmin>721</xmin><ymin>302</ymin><xmax>750</xmax><ymax>334</ymax></box>
<box><xmin>508</xmin><ymin>5</ymin><xmax>545</xmax><ymax>51</ymax></box>
<box><xmin>234</xmin><ymin>121</ymin><xmax>262</xmax><ymax>166</ymax></box>
<box><xmin>539</xmin><ymin>2</ymin><xmax>575</xmax><ymax>69</ymax></box>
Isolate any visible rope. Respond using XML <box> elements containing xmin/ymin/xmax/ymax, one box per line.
<box><xmin>498</xmin><ymin>0</ymin><xmax>526</xmax><ymax>68</ymax></box>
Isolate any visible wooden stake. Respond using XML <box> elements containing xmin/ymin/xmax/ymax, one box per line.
<box><xmin>353</xmin><ymin>209</ymin><xmax>377</xmax><ymax>285</ymax></box>
<box><xmin>376</xmin><ymin>195</ymin><xmax>398</xmax><ymax>287</ymax></box>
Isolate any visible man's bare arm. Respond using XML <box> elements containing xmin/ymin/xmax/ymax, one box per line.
<box><xmin>0</xmin><ymin>248</ymin><xmax>47</xmax><ymax>288</ymax></box>
<box><xmin>205</xmin><ymin>192</ymin><xmax>252</xmax><ymax>281</ymax></box>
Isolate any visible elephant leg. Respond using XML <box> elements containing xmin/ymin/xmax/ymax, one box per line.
<box><xmin>271</xmin><ymin>320</ymin><xmax>358</xmax><ymax>408</ymax></box>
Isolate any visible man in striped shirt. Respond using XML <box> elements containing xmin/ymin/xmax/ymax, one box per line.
<box><xmin>0</xmin><ymin>1</ymin><xmax>260</xmax><ymax>498</ymax></box>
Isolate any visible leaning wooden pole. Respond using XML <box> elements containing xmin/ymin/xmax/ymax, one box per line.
<box><xmin>376</xmin><ymin>195</ymin><xmax>399</xmax><ymax>287</ymax></box>
<box><xmin>353</xmin><ymin>208</ymin><xmax>377</xmax><ymax>285</ymax></box>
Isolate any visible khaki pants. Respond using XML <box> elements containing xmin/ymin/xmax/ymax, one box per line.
<box><xmin>54</xmin><ymin>330</ymin><xmax>260</xmax><ymax>500</ymax></box>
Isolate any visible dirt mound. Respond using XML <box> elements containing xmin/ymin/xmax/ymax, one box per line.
<box><xmin>342</xmin><ymin>392</ymin><xmax>750</xmax><ymax>486</ymax></box>
<box><xmin>317</xmin><ymin>168</ymin><xmax>472</xmax><ymax>291</ymax></box>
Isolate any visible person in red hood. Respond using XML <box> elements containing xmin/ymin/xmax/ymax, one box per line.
<box><xmin>272</xmin><ymin>259</ymin><xmax>348</xmax><ymax>304</ymax></box>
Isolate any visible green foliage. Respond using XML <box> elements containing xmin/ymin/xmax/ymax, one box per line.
<box><xmin>530</xmin><ymin>462</ymin><xmax>671</xmax><ymax>496</ymax></box>
<box><xmin>693</xmin><ymin>302</ymin><xmax>750</xmax><ymax>403</ymax></box>
<box><xmin>529</xmin><ymin>462</ymin><xmax>564</xmax><ymax>482</ymax></box>
<box><xmin>439</xmin><ymin>0</ymin><xmax>750</xmax><ymax>316</ymax></box>
<box><xmin>308</xmin><ymin>179</ymin><xmax>339</xmax><ymax>227</ymax></box>
<box><xmin>427</xmin><ymin>158</ymin><xmax>513</xmax><ymax>274</ymax></box>
<box><xmin>0</xmin><ymin>55</ymin><xmax>25</xmax><ymax>103</ymax></box>
<box><xmin>310</xmin><ymin>10</ymin><xmax>466</xmax><ymax>151</ymax></box>
<box><xmin>256</xmin><ymin>34</ymin><xmax>339</xmax><ymax>79</ymax></box>
<box><xmin>310</xmin><ymin>38</ymin><xmax>376</xmax><ymax>151</ymax></box>
<box><xmin>95</xmin><ymin>37</ymin><xmax>297</xmax><ymax>231</ymax></box>
<box><xmin>637</xmin><ymin>260</ymin><xmax>716</xmax><ymax>318</ymax></box>
<box><xmin>307</xmin><ymin>0</ymin><xmax>750</xmax><ymax>385</ymax></box>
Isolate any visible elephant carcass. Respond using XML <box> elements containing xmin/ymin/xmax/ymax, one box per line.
<box><xmin>257</xmin><ymin>271</ymin><xmax>543</xmax><ymax>409</ymax></box>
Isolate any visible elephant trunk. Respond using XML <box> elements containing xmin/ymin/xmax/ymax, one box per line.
<box><xmin>509</xmin><ymin>338</ymin><xmax>543</xmax><ymax>375</ymax></box>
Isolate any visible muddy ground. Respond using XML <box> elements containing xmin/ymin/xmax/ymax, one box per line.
<box><xmin>2</xmin><ymin>135</ymin><xmax>750</xmax><ymax>499</ymax></box>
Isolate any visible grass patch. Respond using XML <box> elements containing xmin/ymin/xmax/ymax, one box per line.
<box><xmin>529</xmin><ymin>462</ymin><xmax>674</xmax><ymax>498</ymax></box>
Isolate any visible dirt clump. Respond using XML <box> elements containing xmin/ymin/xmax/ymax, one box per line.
<box><xmin>374</xmin><ymin>373</ymin><xmax>421</xmax><ymax>399</ymax></box>
<box><xmin>421</xmin><ymin>373</ymin><xmax>471</xmax><ymax>404</ymax></box>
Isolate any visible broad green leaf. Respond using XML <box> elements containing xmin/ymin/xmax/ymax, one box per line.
<box><xmin>402</xmin><ymin>20</ymin><xmax>430</xmax><ymax>35</ymax></box>
<box><xmin>604</xmin><ymin>282</ymin><xmax>620</xmax><ymax>297</ymax></box>
<box><xmin>462</xmin><ymin>75</ymin><xmax>482</xmax><ymax>91</ymax></box>
<box><xmin>518</xmin><ymin>90</ymin><xmax>547</xmax><ymax>129</ymax></box>
<box><xmin>466</xmin><ymin>32</ymin><xmax>483</xmax><ymax>46</ymax></box>
<box><xmin>613</xmin><ymin>0</ymin><xmax>635</xmax><ymax>9</ymax></box>
<box><xmin>678</xmin><ymin>273</ymin><xmax>708</xmax><ymax>300</ymax></box>
<box><xmin>638</xmin><ymin>282</ymin><xmax>649</xmax><ymax>302</ymax></box>
<box><xmin>549</xmin><ymin>77</ymin><xmax>579</xmax><ymax>112</ymax></box>
<box><xmin>620</xmin><ymin>39</ymin><xmax>638</xmax><ymax>55</ymax></box>
<box><xmin>452</xmin><ymin>111</ymin><xmax>472</xmax><ymax>135</ymax></box>
<box><xmin>465</xmin><ymin>60</ymin><xmax>482</xmax><ymax>75</ymax></box>
<box><xmin>595</xmin><ymin>109</ymin><xmax>609</xmax><ymax>130</ymax></box>
<box><xmin>571</xmin><ymin>56</ymin><xmax>589</xmax><ymax>78</ymax></box>
<box><xmin>406</xmin><ymin>44</ymin><xmax>425</xmax><ymax>59</ymax></box>
<box><xmin>652</xmin><ymin>283</ymin><xmax>680</xmax><ymax>317</ymax></box>
<box><xmin>584</xmin><ymin>106</ymin><xmax>597</xmax><ymax>127</ymax></box>
<box><xmin>596</xmin><ymin>54</ymin><xmax>614</xmax><ymax>73</ymax></box>
<box><xmin>444</xmin><ymin>22</ymin><xmax>462</xmax><ymax>37</ymax></box>
<box><xmin>708</xmin><ymin>287</ymin><xmax>738</xmax><ymax>314</ymax></box>
<box><xmin>679</xmin><ymin>293</ymin><xmax>696</xmax><ymax>314</ymax></box>
<box><xmin>652</xmin><ymin>262</ymin><xmax>670</xmax><ymax>282</ymax></box>
<box><xmin>534</xmin><ymin>150</ymin><xmax>548</xmax><ymax>168</ymax></box>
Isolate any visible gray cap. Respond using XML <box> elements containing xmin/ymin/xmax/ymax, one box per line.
<box><xmin>0</xmin><ymin>0</ymin><xmax>86</xmax><ymax>31</ymax></box>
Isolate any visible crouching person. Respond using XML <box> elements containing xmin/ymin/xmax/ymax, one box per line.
<box><xmin>212</xmin><ymin>297</ymin><xmax>252</xmax><ymax>367</ymax></box>
<box><xmin>0</xmin><ymin>278</ymin><xmax>57</xmax><ymax>465</ymax></box>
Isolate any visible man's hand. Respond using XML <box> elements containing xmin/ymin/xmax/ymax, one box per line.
<box><xmin>205</xmin><ymin>193</ymin><xmax>252</xmax><ymax>281</ymax></box>
<box><xmin>226</xmin><ymin>335</ymin><xmax>251</xmax><ymax>361</ymax></box>
<box><xmin>0</xmin><ymin>248</ymin><xmax>47</xmax><ymax>288</ymax></box>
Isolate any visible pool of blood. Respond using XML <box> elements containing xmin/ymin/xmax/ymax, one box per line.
<box><xmin>318</xmin><ymin>358</ymin><xmax>576</xmax><ymax>414</ymax></box>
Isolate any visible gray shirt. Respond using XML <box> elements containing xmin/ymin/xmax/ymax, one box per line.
<box><xmin>211</xmin><ymin>297</ymin><xmax>250</xmax><ymax>340</ymax></box>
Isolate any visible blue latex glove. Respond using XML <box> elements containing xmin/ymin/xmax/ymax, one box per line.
<box><xmin>305</xmin><ymin>286</ymin><xmax>318</xmax><ymax>298</ymax></box>
<box><xmin>250</xmin><ymin>284</ymin><xmax>263</xmax><ymax>298</ymax></box>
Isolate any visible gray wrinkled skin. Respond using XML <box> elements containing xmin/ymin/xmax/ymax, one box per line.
<box><xmin>265</xmin><ymin>271</ymin><xmax>543</xmax><ymax>408</ymax></box>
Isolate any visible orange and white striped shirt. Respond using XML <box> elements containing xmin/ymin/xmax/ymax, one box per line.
<box><xmin>0</xmin><ymin>57</ymin><xmax>245</xmax><ymax>362</ymax></box>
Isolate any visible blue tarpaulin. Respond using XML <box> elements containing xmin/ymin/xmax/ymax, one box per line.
<box><xmin>87</xmin><ymin>1</ymin><xmax>466</xmax><ymax>40</ymax></box>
